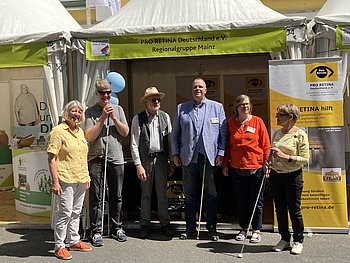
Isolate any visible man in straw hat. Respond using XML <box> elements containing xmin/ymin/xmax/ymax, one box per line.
<box><xmin>130</xmin><ymin>86</ymin><xmax>175</xmax><ymax>239</ymax></box>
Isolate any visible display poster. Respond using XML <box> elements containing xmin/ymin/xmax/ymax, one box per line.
<box><xmin>10</xmin><ymin>78</ymin><xmax>52</xmax><ymax>146</ymax></box>
<box><xmin>0</xmin><ymin>145</ymin><xmax>13</xmax><ymax>190</ymax></box>
<box><xmin>175</xmin><ymin>75</ymin><xmax>220</xmax><ymax>105</ymax></box>
<box><xmin>269</xmin><ymin>57</ymin><xmax>348</xmax><ymax>232</ymax></box>
<box><xmin>224</xmin><ymin>74</ymin><xmax>268</xmax><ymax>122</ymax></box>
<box><xmin>12</xmin><ymin>148</ymin><xmax>52</xmax><ymax>217</ymax></box>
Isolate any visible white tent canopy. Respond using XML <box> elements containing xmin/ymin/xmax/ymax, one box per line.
<box><xmin>0</xmin><ymin>0</ymin><xmax>81</xmax><ymax>44</ymax></box>
<box><xmin>313</xmin><ymin>0</ymin><xmax>350</xmax><ymax>26</ymax></box>
<box><xmin>308</xmin><ymin>0</ymin><xmax>350</xmax><ymax>57</ymax></box>
<box><xmin>0</xmin><ymin>0</ymin><xmax>82</xmax><ymax>126</ymax></box>
<box><xmin>73</xmin><ymin>0</ymin><xmax>305</xmax><ymax>37</ymax></box>
<box><xmin>72</xmin><ymin>0</ymin><xmax>307</xmax><ymax>107</ymax></box>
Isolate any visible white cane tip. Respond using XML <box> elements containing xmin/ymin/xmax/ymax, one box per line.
<box><xmin>237</xmin><ymin>253</ymin><xmax>243</xmax><ymax>258</ymax></box>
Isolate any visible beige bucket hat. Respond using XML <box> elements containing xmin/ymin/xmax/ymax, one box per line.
<box><xmin>140</xmin><ymin>86</ymin><xmax>165</xmax><ymax>103</ymax></box>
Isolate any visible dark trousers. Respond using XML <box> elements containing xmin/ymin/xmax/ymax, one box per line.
<box><xmin>140</xmin><ymin>154</ymin><xmax>170</xmax><ymax>226</ymax></box>
<box><xmin>230</xmin><ymin>167</ymin><xmax>265</xmax><ymax>230</ymax></box>
<box><xmin>182</xmin><ymin>154</ymin><xmax>217</xmax><ymax>231</ymax></box>
<box><xmin>270</xmin><ymin>168</ymin><xmax>304</xmax><ymax>243</ymax></box>
<box><xmin>88</xmin><ymin>157</ymin><xmax>124</xmax><ymax>235</ymax></box>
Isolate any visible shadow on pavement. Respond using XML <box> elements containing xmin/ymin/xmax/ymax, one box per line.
<box><xmin>197</xmin><ymin>240</ymin><xmax>273</xmax><ymax>255</ymax></box>
<box><xmin>0</xmin><ymin>229</ymin><xmax>53</xmax><ymax>258</ymax></box>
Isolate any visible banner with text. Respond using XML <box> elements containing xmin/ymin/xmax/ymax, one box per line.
<box><xmin>269</xmin><ymin>57</ymin><xmax>348</xmax><ymax>233</ymax></box>
<box><xmin>86</xmin><ymin>28</ymin><xmax>286</xmax><ymax>60</ymax></box>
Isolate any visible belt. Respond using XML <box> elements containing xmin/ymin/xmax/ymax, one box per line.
<box><xmin>272</xmin><ymin>168</ymin><xmax>301</xmax><ymax>174</ymax></box>
<box><xmin>149</xmin><ymin>151</ymin><xmax>164</xmax><ymax>158</ymax></box>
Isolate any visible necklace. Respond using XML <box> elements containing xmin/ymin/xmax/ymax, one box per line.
<box><xmin>238</xmin><ymin>114</ymin><xmax>251</xmax><ymax>128</ymax></box>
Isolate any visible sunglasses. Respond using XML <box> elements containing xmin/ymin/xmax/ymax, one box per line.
<box><xmin>275</xmin><ymin>112</ymin><xmax>289</xmax><ymax>117</ymax></box>
<box><xmin>97</xmin><ymin>90</ymin><xmax>112</xmax><ymax>95</ymax></box>
<box><xmin>151</xmin><ymin>98</ymin><xmax>162</xmax><ymax>103</ymax></box>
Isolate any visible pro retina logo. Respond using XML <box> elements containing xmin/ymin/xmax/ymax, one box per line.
<box><xmin>306</xmin><ymin>62</ymin><xmax>338</xmax><ymax>82</ymax></box>
<box><xmin>248</xmin><ymin>78</ymin><xmax>262</xmax><ymax>86</ymax></box>
<box><xmin>205</xmin><ymin>80</ymin><xmax>216</xmax><ymax>88</ymax></box>
<box><xmin>310</xmin><ymin>66</ymin><xmax>334</xmax><ymax>78</ymax></box>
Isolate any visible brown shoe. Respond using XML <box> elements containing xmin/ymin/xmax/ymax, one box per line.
<box><xmin>69</xmin><ymin>241</ymin><xmax>92</xmax><ymax>252</ymax></box>
<box><xmin>55</xmin><ymin>247</ymin><xmax>72</xmax><ymax>260</ymax></box>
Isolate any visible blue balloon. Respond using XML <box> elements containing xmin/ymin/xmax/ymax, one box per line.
<box><xmin>106</xmin><ymin>72</ymin><xmax>125</xmax><ymax>93</ymax></box>
<box><xmin>109</xmin><ymin>95</ymin><xmax>119</xmax><ymax>105</ymax></box>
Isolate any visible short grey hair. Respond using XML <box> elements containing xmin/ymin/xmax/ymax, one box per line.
<box><xmin>95</xmin><ymin>79</ymin><xmax>111</xmax><ymax>92</ymax></box>
<box><xmin>277</xmin><ymin>104</ymin><xmax>300</xmax><ymax>121</ymax></box>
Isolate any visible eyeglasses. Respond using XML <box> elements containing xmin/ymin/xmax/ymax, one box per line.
<box><xmin>97</xmin><ymin>90</ymin><xmax>112</xmax><ymax>95</ymax></box>
<box><xmin>238</xmin><ymin>103</ymin><xmax>250</xmax><ymax>108</ymax></box>
<box><xmin>275</xmin><ymin>112</ymin><xmax>289</xmax><ymax>117</ymax></box>
<box><xmin>151</xmin><ymin>98</ymin><xmax>162</xmax><ymax>103</ymax></box>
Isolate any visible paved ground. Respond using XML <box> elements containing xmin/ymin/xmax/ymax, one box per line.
<box><xmin>1</xmin><ymin>225</ymin><xmax>350</xmax><ymax>263</ymax></box>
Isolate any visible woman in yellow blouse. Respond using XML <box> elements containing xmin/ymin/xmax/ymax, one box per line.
<box><xmin>269</xmin><ymin>104</ymin><xmax>309</xmax><ymax>255</ymax></box>
<box><xmin>48</xmin><ymin>101</ymin><xmax>92</xmax><ymax>260</ymax></box>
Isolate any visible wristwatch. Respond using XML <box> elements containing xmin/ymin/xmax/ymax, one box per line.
<box><xmin>288</xmin><ymin>156</ymin><xmax>293</xmax><ymax>163</ymax></box>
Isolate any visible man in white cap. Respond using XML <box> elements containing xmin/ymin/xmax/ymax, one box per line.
<box><xmin>130</xmin><ymin>86</ymin><xmax>174</xmax><ymax>239</ymax></box>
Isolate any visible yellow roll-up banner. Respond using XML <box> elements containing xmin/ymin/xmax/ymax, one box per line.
<box><xmin>269</xmin><ymin>57</ymin><xmax>348</xmax><ymax>233</ymax></box>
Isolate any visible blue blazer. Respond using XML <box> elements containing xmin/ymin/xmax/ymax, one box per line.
<box><xmin>171</xmin><ymin>99</ymin><xmax>227</xmax><ymax>166</ymax></box>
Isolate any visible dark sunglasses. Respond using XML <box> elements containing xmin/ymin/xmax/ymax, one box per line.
<box><xmin>275</xmin><ymin>112</ymin><xmax>289</xmax><ymax>117</ymax></box>
<box><xmin>97</xmin><ymin>90</ymin><xmax>112</xmax><ymax>95</ymax></box>
<box><xmin>151</xmin><ymin>98</ymin><xmax>162</xmax><ymax>103</ymax></box>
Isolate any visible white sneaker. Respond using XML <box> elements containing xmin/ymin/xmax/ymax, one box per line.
<box><xmin>235</xmin><ymin>230</ymin><xmax>246</xmax><ymax>241</ymax></box>
<box><xmin>273</xmin><ymin>240</ymin><xmax>290</xmax><ymax>252</ymax></box>
<box><xmin>290</xmin><ymin>242</ymin><xmax>303</xmax><ymax>255</ymax></box>
<box><xmin>249</xmin><ymin>230</ymin><xmax>261</xmax><ymax>243</ymax></box>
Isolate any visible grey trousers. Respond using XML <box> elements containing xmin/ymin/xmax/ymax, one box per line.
<box><xmin>54</xmin><ymin>181</ymin><xmax>86</xmax><ymax>250</ymax></box>
<box><xmin>140</xmin><ymin>154</ymin><xmax>170</xmax><ymax>226</ymax></box>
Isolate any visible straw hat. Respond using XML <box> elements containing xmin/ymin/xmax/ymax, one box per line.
<box><xmin>140</xmin><ymin>87</ymin><xmax>165</xmax><ymax>103</ymax></box>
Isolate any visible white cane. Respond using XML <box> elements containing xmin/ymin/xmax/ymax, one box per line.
<box><xmin>101</xmin><ymin>116</ymin><xmax>110</xmax><ymax>235</ymax></box>
<box><xmin>196</xmin><ymin>157</ymin><xmax>206</xmax><ymax>240</ymax></box>
<box><xmin>237</xmin><ymin>167</ymin><xmax>268</xmax><ymax>259</ymax></box>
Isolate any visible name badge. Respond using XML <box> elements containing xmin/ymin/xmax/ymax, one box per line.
<box><xmin>211</xmin><ymin>117</ymin><xmax>219</xmax><ymax>124</ymax></box>
<box><xmin>246</xmin><ymin>126</ymin><xmax>256</xmax><ymax>133</ymax></box>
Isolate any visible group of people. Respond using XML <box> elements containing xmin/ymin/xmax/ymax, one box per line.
<box><xmin>47</xmin><ymin>77</ymin><xmax>309</xmax><ymax>260</ymax></box>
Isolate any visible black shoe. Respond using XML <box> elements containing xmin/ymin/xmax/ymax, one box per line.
<box><xmin>207</xmin><ymin>225</ymin><xmax>219</xmax><ymax>241</ymax></box>
<box><xmin>179</xmin><ymin>229</ymin><xmax>197</xmax><ymax>240</ymax></box>
<box><xmin>161</xmin><ymin>224</ymin><xmax>175</xmax><ymax>237</ymax></box>
<box><xmin>139</xmin><ymin>225</ymin><xmax>148</xmax><ymax>239</ymax></box>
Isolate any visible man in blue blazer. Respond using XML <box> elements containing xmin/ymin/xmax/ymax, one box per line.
<box><xmin>171</xmin><ymin>78</ymin><xmax>227</xmax><ymax>240</ymax></box>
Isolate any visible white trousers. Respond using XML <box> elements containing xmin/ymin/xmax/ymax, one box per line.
<box><xmin>54</xmin><ymin>181</ymin><xmax>86</xmax><ymax>250</ymax></box>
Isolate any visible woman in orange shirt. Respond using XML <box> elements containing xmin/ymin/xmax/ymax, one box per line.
<box><xmin>223</xmin><ymin>94</ymin><xmax>270</xmax><ymax>243</ymax></box>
